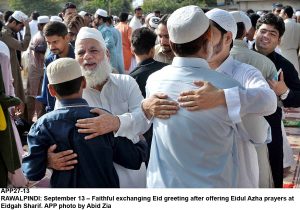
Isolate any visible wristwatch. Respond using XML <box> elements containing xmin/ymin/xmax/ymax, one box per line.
<box><xmin>280</xmin><ymin>88</ymin><xmax>290</xmax><ymax>100</ymax></box>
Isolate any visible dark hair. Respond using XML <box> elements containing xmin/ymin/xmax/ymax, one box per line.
<box><xmin>236</xmin><ymin>22</ymin><xmax>246</xmax><ymax>39</ymax></box>
<box><xmin>272</xmin><ymin>3</ymin><xmax>283</xmax><ymax>9</ymax></box>
<box><xmin>158</xmin><ymin>14</ymin><xmax>170</xmax><ymax>26</ymax></box>
<box><xmin>31</xmin><ymin>11</ymin><xmax>40</xmax><ymax>20</ymax></box>
<box><xmin>52</xmin><ymin>76</ymin><xmax>83</xmax><ymax>97</ymax></box>
<box><xmin>131</xmin><ymin>27</ymin><xmax>157</xmax><ymax>55</ymax></box>
<box><xmin>0</xmin><ymin>21</ymin><xmax>3</xmax><ymax>31</ymax></box>
<box><xmin>65</xmin><ymin>14</ymin><xmax>84</xmax><ymax>31</ymax></box>
<box><xmin>170</xmin><ymin>26</ymin><xmax>211</xmax><ymax>57</ymax></box>
<box><xmin>43</xmin><ymin>21</ymin><xmax>68</xmax><ymax>37</ymax></box>
<box><xmin>256</xmin><ymin>13</ymin><xmax>285</xmax><ymax>38</ymax></box>
<box><xmin>4</xmin><ymin>10</ymin><xmax>13</xmax><ymax>22</ymax></box>
<box><xmin>96</xmin><ymin>15</ymin><xmax>107</xmax><ymax>22</ymax></box>
<box><xmin>282</xmin><ymin>5</ymin><xmax>294</xmax><ymax>18</ymax></box>
<box><xmin>246</xmin><ymin>9</ymin><xmax>255</xmax><ymax>15</ymax></box>
<box><xmin>134</xmin><ymin>7</ymin><xmax>142</xmax><ymax>13</ymax></box>
<box><xmin>107</xmin><ymin>15</ymin><xmax>113</xmax><ymax>25</ymax></box>
<box><xmin>249</xmin><ymin>13</ymin><xmax>260</xmax><ymax>28</ymax></box>
<box><xmin>119</xmin><ymin>12</ymin><xmax>128</xmax><ymax>22</ymax></box>
<box><xmin>63</xmin><ymin>2</ymin><xmax>76</xmax><ymax>13</ymax></box>
<box><xmin>210</xmin><ymin>20</ymin><xmax>233</xmax><ymax>48</ymax></box>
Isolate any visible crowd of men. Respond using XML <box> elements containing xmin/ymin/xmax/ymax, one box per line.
<box><xmin>1</xmin><ymin>2</ymin><xmax>300</xmax><ymax>188</ymax></box>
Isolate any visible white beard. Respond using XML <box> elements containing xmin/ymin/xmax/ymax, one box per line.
<box><xmin>81</xmin><ymin>56</ymin><xmax>112</xmax><ymax>88</ymax></box>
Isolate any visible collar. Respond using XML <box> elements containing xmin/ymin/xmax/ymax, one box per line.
<box><xmin>233</xmin><ymin>39</ymin><xmax>248</xmax><ymax>48</ymax></box>
<box><xmin>98</xmin><ymin>24</ymin><xmax>106</xmax><ymax>31</ymax></box>
<box><xmin>50</xmin><ymin>44</ymin><xmax>75</xmax><ymax>59</ymax></box>
<box><xmin>55</xmin><ymin>98</ymin><xmax>89</xmax><ymax>110</ymax></box>
<box><xmin>172</xmin><ymin>57</ymin><xmax>210</xmax><ymax>69</ymax></box>
<box><xmin>3</xmin><ymin>25</ymin><xmax>15</xmax><ymax>36</ymax></box>
<box><xmin>137</xmin><ymin>58</ymin><xmax>155</xmax><ymax>67</ymax></box>
<box><xmin>216</xmin><ymin>55</ymin><xmax>234</xmax><ymax>76</ymax></box>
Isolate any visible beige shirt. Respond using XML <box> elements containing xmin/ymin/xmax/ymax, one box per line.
<box><xmin>231</xmin><ymin>40</ymin><xmax>277</xmax><ymax>81</ymax></box>
<box><xmin>279</xmin><ymin>19</ymin><xmax>300</xmax><ymax>72</ymax></box>
<box><xmin>154</xmin><ymin>44</ymin><xmax>174</xmax><ymax>64</ymax></box>
<box><xmin>0</xmin><ymin>25</ymin><xmax>31</xmax><ymax>102</ymax></box>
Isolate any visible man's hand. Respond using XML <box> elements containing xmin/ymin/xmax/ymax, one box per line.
<box><xmin>76</xmin><ymin>108</ymin><xmax>120</xmax><ymax>140</ymax></box>
<box><xmin>268</xmin><ymin>70</ymin><xmax>288</xmax><ymax>96</ymax></box>
<box><xmin>47</xmin><ymin>145</ymin><xmax>78</xmax><ymax>170</ymax></box>
<box><xmin>142</xmin><ymin>93</ymin><xmax>179</xmax><ymax>119</ymax></box>
<box><xmin>178</xmin><ymin>81</ymin><xmax>225</xmax><ymax>111</ymax></box>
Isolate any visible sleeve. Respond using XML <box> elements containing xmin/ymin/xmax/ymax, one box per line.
<box><xmin>112</xmin><ymin>136</ymin><xmax>148</xmax><ymax>170</ymax></box>
<box><xmin>282</xmin><ymin>89</ymin><xmax>300</xmax><ymax>108</ymax></box>
<box><xmin>22</xmin><ymin>123</ymin><xmax>52</xmax><ymax>181</ymax></box>
<box><xmin>1</xmin><ymin>27</ymin><xmax>31</xmax><ymax>51</ymax></box>
<box><xmin>114</xmin><ymin>77</ymin><xmax>152</xmax><ymax>143</ymax></box>
<box><xmin>224</xmin><ymin>68</ymin><xmax>277</xmax><ymax>123</ymax></box>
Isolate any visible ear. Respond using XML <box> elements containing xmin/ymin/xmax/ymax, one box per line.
<box><xmin>82</xmin><ymin>77</ymin><xmax>86</xmax><ymax>89</ymax></box>
<box><xmin>48</xmin><ymin>84</ymin><xmax>57</xmax><ymax>97</ymax></box>
<box><xmin>130</xmin><ymin>45</ymin><xmax>135</xmax><ymax>55</ymax></box>
<box><xmin>106</xmin><ymin>49</ymin><xmax>110</xmax><ymax>61</ymax></box>
<box><xmin>278</xmin><ymin>37</ymin><xmax>281</xmax><ymax>45</ymax></box>
<box><xmin>225</xmin><ymin>32</ymin><xmax>233</xmax><ymax>45</ymax></box>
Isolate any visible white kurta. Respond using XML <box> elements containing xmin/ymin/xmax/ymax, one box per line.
<box><xmin>82</xmin><ymin>73</ymin><xmax>150</xmax><ymax>188</ymax></box>
<box><xmin>279</xmin><ymin>19</ymin><xmax>300</xmax><ymax>73</ymax></box>
<box><xmin>217</xmin><ymin>56</ymin><xmax>277</xmax><ymax>188</ymax></box>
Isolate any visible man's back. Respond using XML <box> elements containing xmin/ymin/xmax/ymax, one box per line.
<box><xmin>22</xmin><ymin>98</ymin><xmax>146</xmax><ymax>187</ymax></box>
<box><xmin>146</xmin><ymin>57</ymin><xmax>241</xmax><ymax>187</ymax></box>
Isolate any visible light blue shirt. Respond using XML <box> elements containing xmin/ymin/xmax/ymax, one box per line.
<box><xmin>98</xmin><ymin>24</ymin><xmax>118</xmax><ymax>71</ymax></box>
<box><xmin>109</xmin><ymin>25</ymin><xmax>124</xmax><ymax>74</ymax></box>
<box><xmin>146</xmin><ymin>57</ymin><xmax>242</xmax><ymax>188</ymax></box>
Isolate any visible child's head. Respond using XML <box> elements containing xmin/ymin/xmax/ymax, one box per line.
<box><xmin>47</xmin><ymin>58</ymin><xmax>85</xmax><ymax>99</ymax></box>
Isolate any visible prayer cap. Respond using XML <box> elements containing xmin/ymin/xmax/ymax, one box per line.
<box><xmin>167</xmin><ymin>5</ymin><xmax>209</xmax><ymax>44</ymax></box>
<box><xmin>47</xmin><ymin>58</ymin><xmax>82</xmax><ymax>85</ymax></box>
<box><xmin>75</xmin><ymin>27</ymin><xmax>106</xmax><ymax>50</ymax></box>
<box><xmin>12</xmin><ymin>11</ymin><xmax>28</xmax><ymax>22</ymax></box>
<box><xmin>50</xmin><ymin>16</ymin><xmax>62</xmax><ymax>22</ymax></box>
<box><xmin>206</xmin><ymin>8</ymin><xmax>237</xmax><ymax>40</ymax></box>
<box><xmin>96</xmin><ymin>9</ymin><xmax>108</xmax><ymax>18</ymax></box>
<box><xmin>37</xmin><ymin>16</ymin><xmax>49</xmax><ymax>24</ymax></box>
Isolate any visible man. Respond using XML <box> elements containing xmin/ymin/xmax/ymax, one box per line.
<box><xmin>27</xmin><ymin>11</ymin><xmax>39</xmax><ymax>38</ymax></box>
<box><xmin>107</xmin><ymin>15</ymin><xmax>124</xmax><ymax>74</ymax></box>
<box><xmin>0</xmin><ymin>11</ymin><xmax>30</xmax><ymax>109</ymax></box>
<box><xmin>93</xmin><ymin>9</ymin><xmax>118</xmax><ymax>73</ymax></box>
<box><xmin>62</xmin><ymin>2</ymin><xmax>77</xmax><ymax>21</ymax></box>
<box><xmin>26</xmin><ymin>16</ymin><xmax>49</xmax><ymax>123</ymax></box>
<box><xmin>279</xmin><ymin>5</ymin><xmax>300</xmax><ymax>73</ymax></box>
<box><xmin>154</xmin><ymin>14</ymin><xmax>175</xmax><ymax>64</ymax></box>
<box><xmin>272</xmin><ymin>3</ymin><xmax>283</xmax><ymax>16</ymax></box>
<box><xmin>173</xmin><ymin>8</ymin><xmax>276</xmax><ymax>188</ymax></box>
<box><xmin>130</xmin><ymin>28</ymin><xmax>167</xmax><ymax>97</ymax></box>
<box><xmin>36</xmin><ymin>21</ymin><xmax>75</xmax><ymax>112</ymax></box>
<box><xmin>146</xmin><ymin>6</ymin><xmax>245</xmax><ymax>188</ymax></box>
<box><xmin>0</xmin><ymin>41</ymin><xmax>24</xmax><ymax>187</ymax></box>
<box><xmin>48</xmin><ymin>27</ymin><xmax>150</xmax><ymax>188</ymax></box>
<box><xmin>129</xmin><ymin>7</ymin><xmax>143</xmax><ymax>32</ymax></box>
<box><xmin>115</xmin><ymin>12</ymin><xmax>133</xmax><ymax>73</ymax></box>
<box><xmin>255</xmin><ymin>13</ymin><xmax>300</xmax><ymax>187</ymax></box>
<box><xmin>245</xmin><ymin>13</ymin><xmax>260</xmax><ymax>49</ymax></box>
<box><xmin>22</xmin><ymin>58</ymin><xmax>147</xmax><ymax>188</ymax></box>
<box><xmin>230</xmin><ymin>11</ymin><xmax>278</xmax><ymax>187</ymax></box>
<box><xmin>78</xmin><ymin>11</ymin><xmax>92</xmax><ymax>27</ymax></box>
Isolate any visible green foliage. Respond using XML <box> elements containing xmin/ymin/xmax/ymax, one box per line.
<box><xmin>142</xmin><ymin>0</ymin><xmax>209</xmax><ymax>14</ymax></box>
<box><xmin>8</xmin><ymin>0</ymin><xmax>63</xmax><ymax>15</ymax></box>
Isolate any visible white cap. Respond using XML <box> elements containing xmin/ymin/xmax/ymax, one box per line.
<box><xmin>0</xmin><ymin>12</ymin><xmax>3</xmax><ymax>16</ymax></box>
<box><xmin>168</xmin><ymin>5</ymin><xmax>209</xmax><ymax>44</ymax></box>
<box><xmin>149</xmin><ymin>16</ymin><xmax>160</xmax><ymax>29</ymax></box>
<box><xmin>206</xmin><ymin>8</ymin><xmax>237</xmax><ymax>40</ymax></box>
<box><xmin>95</xmin><ymin>9</ymin><xmax>108</xmax><ymax>18</ymax></box>
<box><xmin>50</xmin><ymin>16</ymin><xmax>62</xmax><ymax>22</ymax></box>
<box><xmin>240</xmin><ymin>12</ymin><xmax>252</xmax><ymax>33</ymax></box>
<box><xmin>11</xmin><ymin>11</ymin><xmax>28</xmax><ymax>23</ymax></box>
<box><xmin>145</xmin><ymin>13</ymin><xmax>155</xmax><ymax>23</ymax></box>
<box><xmin>78</xmin><ymin>11</ymin><xmax>87</xmax><ymax>17</ymax></box>
<box><xmin>47</xmin><ymin>58</ymin><xmax>83</xmax><ymax>85</ymax></box>
<box><xmin>75</xmin><ymin>27</ymin><xmax>106</xmax><ymax>50</ymax></box>
<box><xmin>37</xmin><ymin>15</ymin><xmax>50</xmax><ymax>24</ymax></box>
<box><xmin>296</xmin><ymin>11</ymin><xmax>300</xmax><ymax>16</ymax></box>
<box><xmin>230</xmin><ymin>11</ymin><xmax>252</xmax><ymax>33</ymax></box>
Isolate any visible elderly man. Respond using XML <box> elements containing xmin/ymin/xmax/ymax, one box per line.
<box><xmin>154</xmin><ymin>14</ymin><xmax>175</xmax><ymax>64</ymax></box>
<box><xmin>279</xmin><ymin>5</ymin><xmax>300</xmax><ymax>73</ymax></box>
<box><xmin>48</xmin><ymin>27</ymin><xmax>150</xmax><ymax>188</ymax></box>
<box><xmin>146</xmin><ymin>6</ymin><xmax>244</xmax><ymax>188</ymax></box>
